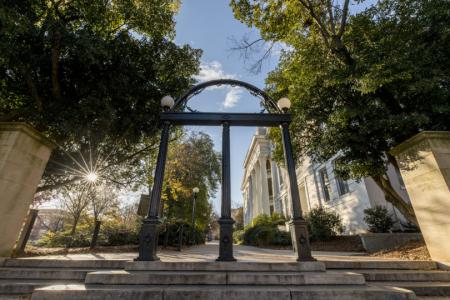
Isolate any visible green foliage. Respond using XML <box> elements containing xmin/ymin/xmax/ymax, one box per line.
<box><xmin>363</xmin><ymin>205</ymin><xmax>394</xmax><ymax>233</ymax></box>
<box><xmin>37</xmin><ymin>223</ymin><xmax>92</xmax><ymax>248</ymax></box>
<box><xmin>37</xmin><ymin>210</ymin><xmax>141</xmax><ymax>248</ymax></box>
<box><xmin>233</xmin><ymin>229</ymin><xmax>245</xmax><ymax>244</ymax></box>
<box><xmin>238</xmin><ymin>214</ymin><xmax>291</xmax><ymax>247</ymax></box>
<box><xmin>158</xmin><ymin>221</ymin><xmax>205</xmax><ymax>247</ymax></box>
<box><xmin>162</xmin><ymin>132</ymin><xmax>221</xmax><ymax>233</ymax></box>
<box><xmin>233</xmin><ymin>207</ymin><xmax>244</xmax><ymax>230</ymax></box>
<box><xmin>231</xmin><ymin>0</ymin><xmax>450</xmax><ymax>225</ymax></box>
<box><xmin>0</xmin><ymin>0</ymin><xmax>201</xmax><ymax>191</ymax></box>
<box><xmin>304</xmin><ymin>208</ymin><xmax>344</xmax><ymax>241</ymax></box>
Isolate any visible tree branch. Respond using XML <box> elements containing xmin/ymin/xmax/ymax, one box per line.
<box><xmin>326</xmin><ymin>0</ymin><xmax>337</xmax><ymax>35</ymax></box>
<box><xmin>337</xmin><ymin>0</ymin><xmax>350</xmax><ymax>37</ymax></box>
<box><xmin>298</xmin><ymin>0</ymin><xmax>331</xmax><ymax>48</ymax></box>
<box><xmin>24</xmin><ymin>69</ymin><xmax>44</xmax><ymax>112</ymax></box>
<box><xmin>36</xmin><ymin>177</ymin><xmax>80</xmax><ymax>193</ymax></box>
<box><xmin>51</xmin><ymin>29</ymin><xmax>62</xmax><ymax>100</ymax></box>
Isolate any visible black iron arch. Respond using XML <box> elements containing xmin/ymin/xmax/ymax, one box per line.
<box><xmin>137</xmin><ymin>78</ymin><xmax>314</xmax><ymax>263</ymax></box>
<box><xmin>171</xmin><ymin>79</ymin><xmax>282</xmax><ymax>113</ymax></box>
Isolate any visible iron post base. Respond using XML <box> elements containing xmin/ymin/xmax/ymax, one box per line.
<box><xmin>136</xmin><ymin>217</ymin><xmax>161</xmax><ymax>261</ymax></box>
<box><xmin>216</xmin><ymin>218</ymin><xmax>236</xmax><ymax>262</ymax></box>
<box><xmin>289</xmin><ymin>218</ymin><xmax>316</xmax><ymax>262</ymax></box>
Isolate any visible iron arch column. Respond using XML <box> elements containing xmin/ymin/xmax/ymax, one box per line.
<box><xmin>137</xmin><ymin>120</ymin><xmax>171</xmax><ymax>261</ymax></box>
<box><xmin>217</xmin><ymin>121</ymin><xmax>236</xmax><ymax>261</ymax></box>
<box><xmin>280</xmin><ymin>122</ymin><xmax>315</xmax><ymax>261</ymax></box>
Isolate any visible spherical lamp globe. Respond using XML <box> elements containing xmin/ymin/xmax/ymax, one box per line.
<box><xmin>161</xmin><ymin>95</ymin><xmax>175</xmax><ymax>110</ymax></box>
<box><xmin>277</xmin><ymin>97</ymin><xmax>291</xmax><ymax>112</ymax></box>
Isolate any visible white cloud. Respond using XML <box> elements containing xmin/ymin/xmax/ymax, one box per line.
<box><xmin>193</xmin><ymin>61</ymin><xmax>243</xmax><ymax>109</ymax></box>
<box><xmin>223</xmin><ymin>87</ymin><xmax>242</xmax><ymax>108</ymax></box>
<box><xmin>194</xmin><ymin>61</ymin><xmax>235</xmax><ymax>82</ymax></box>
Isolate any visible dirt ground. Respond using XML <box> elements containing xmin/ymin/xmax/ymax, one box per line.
<box><xmin>370</xmin><ymin>241</ymin><xmax>431</xmax><ymax>260</ymax></box>
<box><xmin>20</xmin><ymin>244</ymin><xmax>139</xmax><ymax>257</ymax></box>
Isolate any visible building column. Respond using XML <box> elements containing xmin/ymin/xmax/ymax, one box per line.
<box><xmin>254</xmin><ymin>162</ymin><xmax>261</xmax><ymax>216</ymax></box>
<box><xmin>271</xmin><ymin>161</ymin><xmax>281</xmax><ymax>213</ymax></box>
<box><xmin>259</xmin><ymin>157</ymin><xmax>270</xmax><ymax>214</ymax></box>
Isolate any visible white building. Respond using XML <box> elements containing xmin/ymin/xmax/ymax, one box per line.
<box><xmin>241</xmin><ymin>127</ymin><xmax>410</xmax><ymax>234</ymax></box>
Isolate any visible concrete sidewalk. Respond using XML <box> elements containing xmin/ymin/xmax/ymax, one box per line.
<box><xmin>19</xmin><ymin>241</ymin><xmax>397</xmax><ymax>262</ymax></box>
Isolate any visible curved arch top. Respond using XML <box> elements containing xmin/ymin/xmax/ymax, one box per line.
<box><xmin>171</xmin><ymin>79</ymin><xmax>282</xmax><ymax>113</ymax></box>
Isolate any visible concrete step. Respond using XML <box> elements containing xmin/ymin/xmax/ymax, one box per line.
<box><xmin>0</xmin><ymin>295</ymin><xmax>30</xmax><ymax>300</ymax></box>
<box><xmin>30</xmin><ymin>284</ymin><xmax>416</xmax><ymax>300</ymax></box>
<box><xmin>324</xmin><ymin>260</ymin><xmax>437</xmax><ymax>270</ymax></box>
<box><xmin>3</xmin><ymin>259</ymin><xmax>126</xmax><ymax>269</ymax></box>
<box><xmin>416</xmin><ymin>296</ymin><xmax>450</xmax><ymax>300</ymax></box>
<box><xmin>0</xmin><ymin>280</ymin><xmax>81</xmax><ymax>295</ymax></box>
<box><xmin>125</xmin><ymin>261</ymin><xmax>326</xmax><ymax>272</ymax></box>
<box><xmin>0</xmin><ymin>268</ymin><xmax>90</xmax><ymax>281</ymax></box>
<box><xmin>353</xmin><ymin>270</ymin><xmax>450</xmax><ymax>281</ymax></box>
<box><xmin>372</xmin><ymin>282</ymin><xmax>450</xmax><ymax>296</ymax></box>
<box><xmin>85</xmin><ymin>270</ymin><xmax>365</xmax><ymax>285</ymax></box>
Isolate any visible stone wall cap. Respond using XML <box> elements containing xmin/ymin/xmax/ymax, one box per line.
<box><xmin>390</xmin><ymin>131</ymin><xmax>450</xmax><ymax>156</ymax></box>
<box><xmin>0</xmin><ymin>122</ymin><xmax>56</xmax><ymax>150</ymax></box>
<box><xmin>359</xmin><ymin>232</ymin><xmax>423</xmax><ymax>237</ymax></box>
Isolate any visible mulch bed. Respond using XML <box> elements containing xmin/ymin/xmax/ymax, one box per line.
<box><xmin>18</xmin><ymin>245</ymin><xmax>139</xmax><ymax>257</ymax></box>
<box><xmin>311</xmin><ymin>235</ymin><xmax>365</xmax><ymax>252</ymax></box>
<box><xmin>370</xmin><ymin>240</ymin><xmax>431</xmax><ymax>260</ymax></box>
<box><xmin>248</xmin><ymin>235</ymin><xmax>366</xmax><ymax>252</ymax></box>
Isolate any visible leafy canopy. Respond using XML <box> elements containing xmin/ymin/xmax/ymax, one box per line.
<box><xmin>0</xmin><ymin>0</ymin><xmax>202</xmax><ymax>191</ymax></box>
<box><xmin>162</xmin><ymin>132</ymin><xmax>221</xmax><ymax>232</ymax></box>
<box><xmin>231</xmin><ymin>0</ymin><xmax>450</xmax><ymax>225</ymax></box>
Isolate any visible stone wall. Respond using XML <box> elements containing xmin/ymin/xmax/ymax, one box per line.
<box><xmin>0</xmin><ymin>123</ymin><xmax>54</xmax><ymax>256</ymax></box>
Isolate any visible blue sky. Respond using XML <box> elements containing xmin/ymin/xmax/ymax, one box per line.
<box><xmin>38</xmin><ymin>0</ymin><xmax>377</xmax><ymax>211</ymax></box>
<box><xmin>173</xmin><ymin>0</ymin><xmax>377</xmax><ymax>213</ymax></box>
<box><xmin>173</xmin><ymin>1</ymin><xmax>280</xmax><ymax>212</ymax></box>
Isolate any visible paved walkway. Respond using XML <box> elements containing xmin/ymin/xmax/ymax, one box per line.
<box><xmin>20</xmin><ymin>241</ymin><xmax>402</xmax><ymax>262</ymax></box>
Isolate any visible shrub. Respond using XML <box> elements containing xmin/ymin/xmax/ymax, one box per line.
<box><xmin>304</xmin><ymin>207</ymin><xmax>344</xmax><ymax>241</ymax></box>
<box><xmin>233</xmin><ymin>229</ymin><xmax>244</xmax><ymax>244</ymax></box>
<box><xmin>240</xmin><ymin>214</ymin><xmax>291</xmax><ymax>247</ymax></box>
<box><xmin>101</xmin><ymin>221</ymin><xmax>139</xmax><ymax>246</ymax></box>
<box><xmin>37</xmin><ymin>218</ymin><xmax>139</xmax><ymax>248</ymax></box>
<box><xmin>37</xmin><ymin>223</ymin><xmax>93</xmax><ymax>248</ymax></box>
<box><xmin>158</xmin><ymin>221</ymin><xmax>205</xmax><ymax>247</ymax></box>
<box><xmin>363</xmin><ymin>205</ymin><xmax>394</xmax><ymax>233</ymax></box>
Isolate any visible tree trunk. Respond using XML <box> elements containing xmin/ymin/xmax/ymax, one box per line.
<box><xmin>70</xmin><ymin>215</ymin><xmax>80</xmax><ymax>236</ymax></box>
<box><xmin>90</xmin><ymin>220</ymin><xmax>102</xmax><ymax>249</ymax></box>
<box><xmin>330</xmin><ymin>35</ymin><xmax>355</xmax><ymax>67</ymax></box>
<box><xmin>372</xmin><ymin>174</ymin><xmax>418</xmax><ymax>227</ymax></box>
<box><xmin>67</xmin><ymin>215</ymin><xmax>80</xmax><ymax>248</ymax></box>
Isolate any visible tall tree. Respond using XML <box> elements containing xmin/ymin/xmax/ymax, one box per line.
<box><xmin>60</xmin><ymin>184</ymin><xmax>92</xmax><ymax>235</ymax></box>
<box><xmin>231</xmin><ymin>0</ymin><xmax>450</xmax><ymax>225</ymax></box>
<box><xmin>162</xmin><ymin>132</ymin><xmax>221</xmax><ymax>232</ymax></box>
<box><xmin>0</xmin><ymin>0</ymin><xmax>202</xmax><ymax>192</ymax></box>
<box><xmin>89</xmin><ymin>184</ymin><xmax>118</xmax><ymax>248</ymax></box>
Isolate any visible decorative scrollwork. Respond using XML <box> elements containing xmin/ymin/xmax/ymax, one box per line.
<box><xmin>171</xmin><ymin>79</ymin><xmax>282</xmax><ymax>114</ymax></box>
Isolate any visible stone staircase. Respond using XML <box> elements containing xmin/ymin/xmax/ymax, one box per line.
<box><xmin>0</xmin><ymin>258</ymin><xmax>448</xmax><ymax>299</ymax></box>
<box><xmin>325</xmin><ymin>260</ymin><xmax>450</xmax><ymax>298</ymax></box>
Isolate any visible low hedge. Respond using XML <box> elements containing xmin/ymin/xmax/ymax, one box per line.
<box><xmin>234</xmin><ymin>213</ymin><xmax>291</xmax><ymax>247</ymax></box>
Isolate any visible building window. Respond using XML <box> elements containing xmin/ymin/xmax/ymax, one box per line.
<box><xmin>318</xmin><ymin>167</ymin><xmax>332</xmax><ymax>202</ymax></box>
<box><xmin>278</xmin><ymin>166</ymin><xmax>284</xmax><ymax>185</ymax></box>
<box><xmin>333</xmin><ymin>159</ymin><xmax>349</xmax><ymax>196</ymax></box>
<box><xmin>266</xmin><ymin>160</ymin><xmax>272</xmax><ymax>177</ymax></box>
